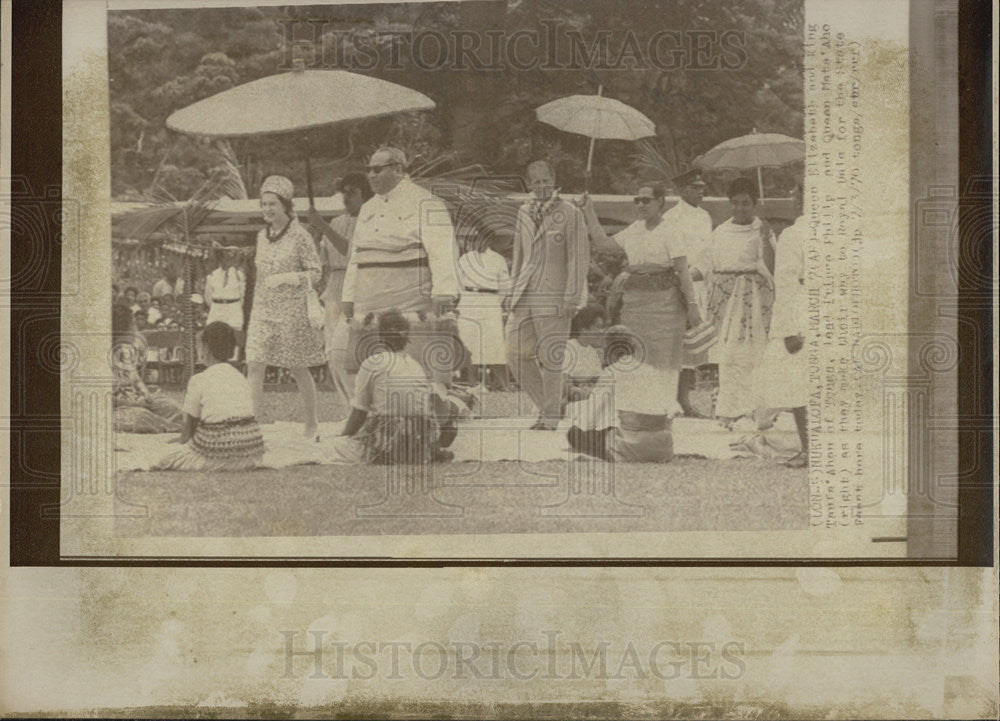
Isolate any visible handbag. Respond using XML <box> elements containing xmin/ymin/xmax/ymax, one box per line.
<box><xmin>306</xmin><ymin>286</ymin><xmax>324</xmax><ymax>330</ymax></box>
<box><xmin>684</xmin><ymin>320</ymin><xmax>718</xmax><ymax>355</ymax></box>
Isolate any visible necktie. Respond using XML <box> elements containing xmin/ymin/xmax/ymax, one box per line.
<box><xmin>531</xmin><ymin>202</ymin><xmax>544</xmax><ymax>232</ymax></box>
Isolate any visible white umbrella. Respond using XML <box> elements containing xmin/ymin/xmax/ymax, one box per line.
<box><xmin>167</xmin><ymin>67</ymin><xmax>436</xmax><ymax>204</ymax></box>
<box><xmin>535</xmin><ymin>85</ymin><xmax>656</xmax><ymax>189</ymax></box>
<box><xmin>694</xmin><ymin>130</ymin><xmax>804</xmax><ymax>197</ymax></box>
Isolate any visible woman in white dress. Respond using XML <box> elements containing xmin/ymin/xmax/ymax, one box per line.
<box><xmin>704</xmin><ymin>177</ymin><xmax>776</xmax><ymax>424</ymax></box>
<box><xmin>455</xmin><ymin>234</ymin><xmax>511</xmax><ymax>389</ymax></box>
<box><xmin>754</xmin><ymin>184</ymin><xmax>808</xmax><ymax>467</ymax></box>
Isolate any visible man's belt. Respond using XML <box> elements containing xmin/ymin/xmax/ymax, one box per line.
<box><xmin>713</xmin><ymin>269</ymin><xmax>757</xmax><ymax>275</ymax></box>
<box><xmin>463</xmin><ymin>286</ymin><xmax>499</xmax><ymax>294</ymax></box>
<box><xmin>356</xmin><ymin>257</ymin><xmax>429</xmax><ymax>270</ymax></box>
<box><xmin>211</xmin><ymin>297</ymin><xmax>241</xmax><ymax>304</ymax></box>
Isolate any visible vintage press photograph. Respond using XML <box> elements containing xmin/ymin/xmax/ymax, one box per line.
<box><xmin>45</xmin><ymin>0</ymin><xmax>957</xmax><ymax>559</ymax></box>
<box><xmin>3</xmin><ymin>0</ymin><xmax>996</xmax><ymax>717</ymax></box>
<box><xmin>101</xmin><ymin>0</ymin><xmax>815</xmax><ymax>554</ymax></box>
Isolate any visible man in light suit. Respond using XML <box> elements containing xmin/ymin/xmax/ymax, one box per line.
<box><xmin>504</xmin><ymin>160</ymin><xmax>590</xmax><ymax>430</ymax></box>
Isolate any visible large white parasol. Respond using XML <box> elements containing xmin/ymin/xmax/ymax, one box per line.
<box><xmin>166</xmin><ymin>66</ymin><xmax>436</xmax><ymax>204</ymax></box>
<box><xmin>535</xmin><ymin>85</ymin><xmax>656</xmax><ymax>189</ymax></box>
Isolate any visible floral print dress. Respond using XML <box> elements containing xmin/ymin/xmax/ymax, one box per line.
<box><xmin>244</xmin><ymin>219</ymin><xmax>326</xmax><ymax>368</ymax></box>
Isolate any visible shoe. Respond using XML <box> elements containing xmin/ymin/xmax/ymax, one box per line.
<box><xmin>783</xmin><ymin>450</ymin><xmax>808</xmax><ymax>468</ymax></box>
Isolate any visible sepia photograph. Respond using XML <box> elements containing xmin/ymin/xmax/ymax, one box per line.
<box><xmin>2</xmin><ymin>0</ymin><xmax>995</xmax><ymax>717</ymax></box>
<box><xmin>63</xmin><ymin>0</ymin><xmax>893</xmax><ymax>558</ymax></box>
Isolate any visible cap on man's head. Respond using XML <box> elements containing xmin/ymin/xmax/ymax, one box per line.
<box><xmin>672</xmin><ymin>169</ymin><xmax>707</xmax><ymax>188</ymax></box>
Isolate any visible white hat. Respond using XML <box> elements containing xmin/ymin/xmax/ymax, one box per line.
<box><xmin>260</xmin><ymin>175</ymin><xmax>294</xmax><ymax>201</ymax></box>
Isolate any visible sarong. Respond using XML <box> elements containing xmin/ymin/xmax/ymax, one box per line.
<box><xmin>617</xmin><ymin>267</ymin><xmax>686</xmax><ymax>371</ymax></box>
<box><xmin>153</xmin><ymin>416</ymin><xmax>265</xmax><ymax>471</ymax></box>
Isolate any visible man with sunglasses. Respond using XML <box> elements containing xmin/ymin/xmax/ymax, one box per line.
<box><xmin>339</xmin><ymin>146</ymin><xmax>462</xmax><ymax>387</ymax></box>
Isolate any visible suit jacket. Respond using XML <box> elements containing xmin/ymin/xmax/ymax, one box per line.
<box><xmin>509</xmin><ymin>197</ymin><xmax>589</xmax><ymax>310</ymax></box>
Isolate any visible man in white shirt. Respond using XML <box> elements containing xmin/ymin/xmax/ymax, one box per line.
<box><xmin>335</xmin><ymin>147</ymin><xmax>462</xmax><ymax>390</ymax></box>
<box><xmin>306</xmin><ymin>172</ymin><xmax>373</xmax><ymax>403</ymax></box>
<box><xmin>152</xmin><ymin>265</ymin><xmax>184</xmax><ymax>300</ymax></box>
<box><xmin>663</xmin><ymin>169</ymin><xmax>714</xmax><ymax>416</ymax></box>
<box><xmin>204</xmin><ymin>247</ymin><xmax>246</xmax><ymax>331</ymax></box>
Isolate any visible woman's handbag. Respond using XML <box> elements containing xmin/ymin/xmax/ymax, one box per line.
<box><xmin>306</xmin><ymin>286</ymin><xmax>324</xmax><ymax>330</ymax></box>
<box><xmin>683</xmin><ymin>320</ymin><xmax>718</xmax><ymax>355</ymax></box>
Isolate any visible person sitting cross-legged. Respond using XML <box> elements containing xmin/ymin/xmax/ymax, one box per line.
<box><xmin>152</xmin><ymin>321</ymin><xmax>265</xmax><ymax>471</ymax></box>
<box><xmin>562</xmin><ymin>304</ymin><xmax>607</xmax><ymax>404</ymax></box>
<box><xmin>566</xmin><ymin>325</ymin><xmax>679</xmax><ymax>463</ymax></box>
<box><xmin>112</xmin><ymin>302</ymin><xmax>184</xmax><ymax>434</ymax></box>
<box><xmin>332</xmin><ymin>310</ymin><xmax>457</xmax><ymax>465</ymax></box>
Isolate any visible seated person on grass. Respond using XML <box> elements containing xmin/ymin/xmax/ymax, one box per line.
<box><xmin>153</xmin><ymin>321</ymin><xmax>265</xmax><ymax>471</ymax></box>
<box><xmin>567</xmin><ymin>325</ymin><xmax>678</xmax><ymax>463</ymax></box>
<box><xmin>334</xmin><ymin>310</ymin><xmax>457</xmax><ymax>465</ymax></box>
<box><xmin>112</xmin><ymin>302</ymin><xmax>184</xmax><ymax>434</ymax></box>
<box><xmin>562</xmin><ymin>304</ymin><xmax>608</xmax><ymax>403</ymax></box>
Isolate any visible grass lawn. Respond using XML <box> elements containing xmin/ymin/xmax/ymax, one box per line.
<box><xmin>117</xmin><ymin>388</ymin><xmax>807</xmax><ymax>538</ymax></box>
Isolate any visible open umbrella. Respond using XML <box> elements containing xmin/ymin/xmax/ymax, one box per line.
<box><xmin>694</xmin><ymin>129</ymin><xmax>804</xmax><ymax>198</ymax></box>
<box><xmin>166</xmin><ymin>66</ymin><xmax>436</xmax><ymax>205</ymax></box>
<box><xmin>159</xmin><ymin>68</ymin><xmax>434</xmax><ymax>383</ymax></box>
<box><xmin>535</xmin><ymin>85</ymin><xmax>655</xmax><ymax>190</ymax></box>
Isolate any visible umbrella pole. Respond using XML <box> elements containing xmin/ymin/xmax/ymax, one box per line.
<box><xmin>585</xmin><ymin>136</ymin><xmax>596</xmax><ymax>192</ymax></box>
<box><xmin>584</xmin><ymin>85</ymin><xmax>604</xmax><ymax>192</ymax></box>
<box><xmin>757</xmin><ymin>166</ymin><xmax>764</xmax><ymax>199</ymax></box>
<box><xmin>304</xmin><ymin>155</ymin><xmax>315</xmax><ymax>209</ymax></box>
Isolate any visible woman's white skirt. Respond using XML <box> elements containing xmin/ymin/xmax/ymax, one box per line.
<box><xmin>456</xmin><ymin>291</ymin><xmax>506</xmax><ymax>365</ymax></box>
<box><xmin>754</xmin><ymin>336</ymin><xmax>809</xmax><ymax>409</ymax></box>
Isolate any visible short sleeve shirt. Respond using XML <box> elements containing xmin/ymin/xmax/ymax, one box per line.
<box><xmin>182</xmin><ymin>362</ymin><xmax>255</xmax><ymax>423</ymax></box>
<box><xmin>562</xmin><ymin>339</ymin><xmax>604</xmax><ymax>380</ymax></box>
<box><xmin>352</xmin><ymin>351</ymin><xmax>432</xmax><ymax>416</ymax></box>
<box><xmin>613</xmin><ymin>220</ymin><xmax>680</xmax><ymax>266</ymax></box>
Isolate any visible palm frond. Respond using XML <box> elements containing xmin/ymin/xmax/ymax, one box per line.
<box><xmin>213</xmin><ymin>139</ymin><xmax>248</xmax><ymax>200</ymax></box>
<box><xmin>630</xmin><ymin>138</ymin><xmax>676</xmax><ymax>184</ymax></box>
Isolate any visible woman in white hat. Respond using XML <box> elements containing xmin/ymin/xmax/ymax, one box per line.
<box><xmin>245</xmin><ymin>175</ymin><xmax>326</xmax><ymax>439</ymax></box>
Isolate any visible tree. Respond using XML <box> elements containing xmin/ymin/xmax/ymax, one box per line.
<box><xmin>109</xmin><ymin>1</ymin><xmax>804</xmax><ymax>197</ymax></box>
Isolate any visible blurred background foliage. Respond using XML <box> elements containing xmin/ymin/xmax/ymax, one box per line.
<box><xmin>109</xmin><ymin>0</ymin><xmax>803</xmax><ymax>200</ymax></box>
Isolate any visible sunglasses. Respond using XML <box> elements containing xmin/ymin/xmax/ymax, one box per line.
<box><xmin>633</xmin><ymin>197</ymin><xmax>655</xmax><ymax>205</ymax></box>
<box><xmin>366</xmin><ymin>162</ymin><xmax>398</xmax><ymax>174</ymax></box>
